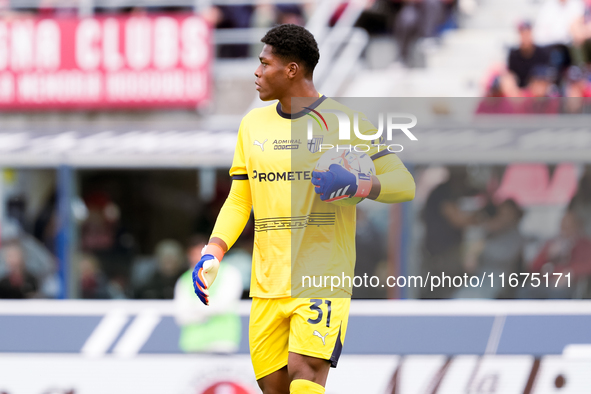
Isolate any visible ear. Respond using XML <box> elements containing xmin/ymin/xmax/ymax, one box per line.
<box><xmin>286</xmin><ymin>62</ymin><xmax>299</xmax><ymax>79</ymax></box>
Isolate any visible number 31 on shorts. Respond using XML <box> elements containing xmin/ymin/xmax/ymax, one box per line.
<box><xmin>307</xmin><ymin>299</ymin><xmax>332</xmax><ymax>327</ymax></box>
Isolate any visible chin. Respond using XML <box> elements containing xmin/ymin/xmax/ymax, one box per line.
<box><xmin>258</xmin><ymin>90</ymin><xmax>277</xmax><ymax>101</ymax></box>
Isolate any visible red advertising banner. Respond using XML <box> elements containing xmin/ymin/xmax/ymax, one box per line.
<box><xmin>0</xmin><ymin>14</ymin><xmax>212</xmax><ymax>109</ymax></box>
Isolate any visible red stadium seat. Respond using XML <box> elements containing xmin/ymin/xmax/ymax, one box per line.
<box><xmin>495</xmin><ymin>164</ymin><xmax>549</xmax><ymax>206</ymax></box>
<box><xmin>546</xmin><ymin>163</ymin><xmax>578</xmax><ymax>205</ymax></box>
<box><xmin>495</xmin><ymin>163</ymin><xmax>578</xmax><ymax>206</ymax></box>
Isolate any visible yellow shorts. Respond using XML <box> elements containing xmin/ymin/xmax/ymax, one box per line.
<box><xmin>249</xmin><ymin>296</ymin><xmax>351</xmax><ymax>380</ymax></box>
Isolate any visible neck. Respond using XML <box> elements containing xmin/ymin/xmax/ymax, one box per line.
<box><xmin>278</xmin><ymin>79</ymin><xmax>319</xmax><ymax>114</ymax></box>
<box><xmin>520</xmin><ymin>44</ymin><xmax>534</xmax><ymax>56</ymax></box>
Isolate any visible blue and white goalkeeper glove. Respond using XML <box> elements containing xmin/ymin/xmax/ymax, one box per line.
<box><xmin>312</xmin><ymin>164</ymin><xmax>372</xmax><ymax>202</ymax></box>
<box><xmin>192</xmin><ymin>254</ymin><xmax>220</xmax><ymax>306</ymax></box>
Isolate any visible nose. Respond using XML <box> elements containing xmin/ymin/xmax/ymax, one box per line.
<box><xmin>255</xmin><ymin>64</ymin><xmax>262</xmax><ymax>78</ymax></box>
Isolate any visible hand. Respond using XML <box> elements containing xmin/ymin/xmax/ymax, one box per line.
<box><xmin>192</xmin><ymin>254</ymin><xmax>220</xmax><ymax>305</ymax></box>
<box><xmin>312</xmin><ymin>164</ymin><xmax>372</xmax><ymax>202</ymax></box>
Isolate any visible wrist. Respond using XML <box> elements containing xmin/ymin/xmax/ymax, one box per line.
<box><xmin>203</xmin><ymin>243</ymin><xmax>225</xmax><ymax>262</ymax></box>
<box><xmin>367</xmin><ymin>175</ymin><xmax>381</xmax><ymax>200</ymax></box>
<box><xmin>353</xmin><ymin>173</ymin><xmax>373</xmax><ymax>198</ymax></box>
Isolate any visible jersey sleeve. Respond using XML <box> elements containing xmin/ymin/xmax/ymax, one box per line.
<box><xmin>211</xmin><ymin>179</ymin><xmax>252</xmax><ymax>250</ymax></box>
<box><xmin>229</xmin><ymin>118</ymin><xmax>248</xmax><ymax>180</ymax></box>
<box><xmin>373</xmin><ymin>153</ymin><xmax>415</xmax><ymax>204</ymax></box>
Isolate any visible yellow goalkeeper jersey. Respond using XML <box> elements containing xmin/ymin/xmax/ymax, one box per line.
<box><xmin>228</xmin><ymin>95</ymin><xmax>394</xmax><ymax>299</ymax></box>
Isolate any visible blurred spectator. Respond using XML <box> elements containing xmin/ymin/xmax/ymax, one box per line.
<box><xmin>569</xmin><ymin>167</ymin><xmax>591</xmax><ymax>236</ymax></box>
<box><xmin>519</xmin><ymin>66</ymin><xmax>562</xmax><ymax>113</ymax></box>
<box><xmin>523</xmin><ymin>65</ymin><xmax>556</xmax><ymax>97</ymax></box>
<box><xmin>571</xmin><ymin>0</ymin><xmax>591</xmax><ymax>67</ymax></box>
<box><xmin>439</xmin><ymin>0</ymin><xmax>459</xmax><ymax>33</ymax></box>
<box><xmin>477</xmin><ymin>71</ymin><xmax>522</xmax><ymax>113</ymax></box>
<box><xmin>456</xmin><ymin>199</ymin><xmax>524</xmax><ymax>298</ymax></box>
<box><xmin>497</xmin><ymin>71</ymin><xmax>523</xmax><ymax>98</ymax></box>
<box><xmin>395</xmin><ymin>0</ymin><xmax>444</xmax><ymax>67</ymax></box>
<box><xmin>81</xmin><ymin>191</ymin><xmax>134</xmax><ymax>292</ymax></box>
<box><xmin>353</xmin><ymin>208</ymin><xmax>386</xmax><ymax>299</ymax></box>
<box><xmin>174</xmin><ymin>235</ymin><xmax>242</xmax><ymax>353</ymax></box>
<box><xmin>534</xmin><ymin>0</ymin><xmax>584</xmax><ymax>46</ymax></box>
<box><xmin>81</xmin><ymin>192</ymin><xmax>121</xmax><ymax>252</ymax></box>
<box><xmin>135</xmin><ymin>239</ymin><xmax>185</xmax><ymax>299</ymax></box>
<box><xmin>525</xmin><ymin>211</ymin><xmax>591</xmax><ymax>298</ymax></box>
<box><xmin>0</xmin><ymin>220</ymin><xmax>59</xmax><ymax>298</ymax></box>
<box><xmin>354</xmin><ymin>0</ymin><xmax>402</xmax><ymax>35</ymax></box>
<box><xmin>0</xmin><ymin>240</ymin><xmax>38</xmax><ymax>299</ymax></box>
<box><xmin>420</xmin><ymin>167</ymin><xmax>481</xmax><ymax>298</ymax></box>
<box><xmin>275</xmin><ymin>4</ymin><xmax>305</xmax><ymax>25</ymax></box>
<box><xmin>217</xmin><ymin>6</ymin><xmax>255</xmax><ymax>58</ymax></box>
<box><xmin>508</xmin><ymin>21</ymin><xmax>550</xmax><ymax>88</ymax></box>
<box><xmin>534</xmin><ymin>0</ymin><xmax>583</xmax><ymax>81</ymax></box>
<box><xmin>78</xmin><ymin>254</ymin><xmax>115</xmax><ymax>299</ymax></box>
<box><xmin>565</xmin><ymin>66</ymin><xmax>591</xmax><ymax>96</ymax></box>
<box><xmin>562</xmin><ymin>66</ymin><xmax>591</xmax><ymax>112</ymax></box>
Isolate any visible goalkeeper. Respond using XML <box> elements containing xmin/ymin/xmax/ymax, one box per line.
<box><xmin>194</xmin><ymin>24</ymin><xmax>415</xmax><ymax>394</ymax></box>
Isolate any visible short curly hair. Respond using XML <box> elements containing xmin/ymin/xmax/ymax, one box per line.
<box><xmin>261</xmin><ymin>24</ymin><xmax>319</xmax><ymax>77</ymax></box>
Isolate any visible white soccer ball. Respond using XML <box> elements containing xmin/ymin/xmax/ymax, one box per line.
<box><xmin>315</xmin><ymin>146</ymin><xmax>376</xmax><ymax>206</ymax></box>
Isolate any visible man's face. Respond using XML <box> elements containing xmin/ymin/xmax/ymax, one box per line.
<box><xmin>519</xmin><ymin>28</ymin><xmax>533</xmax><ymax>48</ymax></box>
<box><xmin>254</xmin><ymin>45</ymin><xmax>290</xmax><ymax>101</ymax></box>
<box><xmin>3</xmin><ymin>245</ymin><xmax>23</xmax><ymax>273</ymax></box>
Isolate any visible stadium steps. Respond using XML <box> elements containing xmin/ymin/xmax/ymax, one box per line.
<box><xmin>343</xmin><ymin>0</ymin><xmax>542</xmax><ymax>97</ymax></box>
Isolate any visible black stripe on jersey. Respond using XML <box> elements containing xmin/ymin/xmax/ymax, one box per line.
<box><xmin>371</xmin><ymin>150</ymin><xmax>394</xmax><ymax>161</ymax></box>
<box><xmin>256</xmin><ymin>213</ymin><xmax>335</xmax><ymax>221</ymax></box>
<box><xmin>276</xmin><ymin>95</ymin><xmax>327</xmax><ymax>120</ymax></box>
<box><xmin>254</xmin><ymin>213</ymin><xmax>335</xmax><ymax>232</ymax></box>
<box><xmin>232</xmin><ymin>174</ymin><xmax>249</xmax><ymax>180</ymax></box>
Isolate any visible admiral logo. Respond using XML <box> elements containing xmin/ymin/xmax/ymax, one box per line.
<box><xmin>252</xmin><ymin>170</ymin><xmax>312</xmax><ymax>182</ymax></box>
<box><xmin>273</xmin><ymin>139</ymin><xmax>301</xmax><ymax>150</ymax></box>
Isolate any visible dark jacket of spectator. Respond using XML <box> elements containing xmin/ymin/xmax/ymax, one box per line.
<box><xmin>508</xmin><ymin>21</ymin><xmax>550</xmax><ymax>87</ymax></box>
<box><xmin>135</xmin><ymin>239</ymin><xmax>186</xmax><ymax>299</ymax></box>
<box><xmin>0</xmin><ymin>241</ymin><xmax>38</xmax><ymax>299</ymax></box>
<box><xmin>0</xmin><ymin>272</ymin><xmax>38</xmax><ymax>299</ymax></box>
<box><xmin>531</xmin><ymin>212</ymin><xmax>591</xmax><ymax>280</ymax></box>
<box><xmin>421</xmin><ymin>168</ymin><xmax>477</xmax><ymax>255</ymax></box>
<box><xmin>508</xmin><ymin>46</ymin><xmax>549</xmax><ymax>88</ymax></box>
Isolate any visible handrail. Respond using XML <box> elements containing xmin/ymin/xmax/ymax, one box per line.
<box><xmin>313</xmin><ymin>0</ymin><xmax>368</xmax><ymax>86</ymax></box>
<box><xmin>247</xmin><ymin>0</ymin><xmax>370</xmax><ymax>110</ymax></box>
<box><xmin>318</xmin><ymin>27</ymin><xmax>369</xmax><ymax>96</ymax></box>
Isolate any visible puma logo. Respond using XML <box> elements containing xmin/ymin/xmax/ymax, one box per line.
<box><xmin>253</xmin><ymin>139</ymin><xmax>268</xmax><ymax>151</ymax></box>
<box><xmin>313</xmin><ymin>330</ymin><xmax>329</xmax><ymax>346</ymax></box>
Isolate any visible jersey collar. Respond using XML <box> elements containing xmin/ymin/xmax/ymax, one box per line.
<box><xmin>276</xmin><ymin>95</ymin><xmax>327</xmax><ymax>120</ymax></box>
